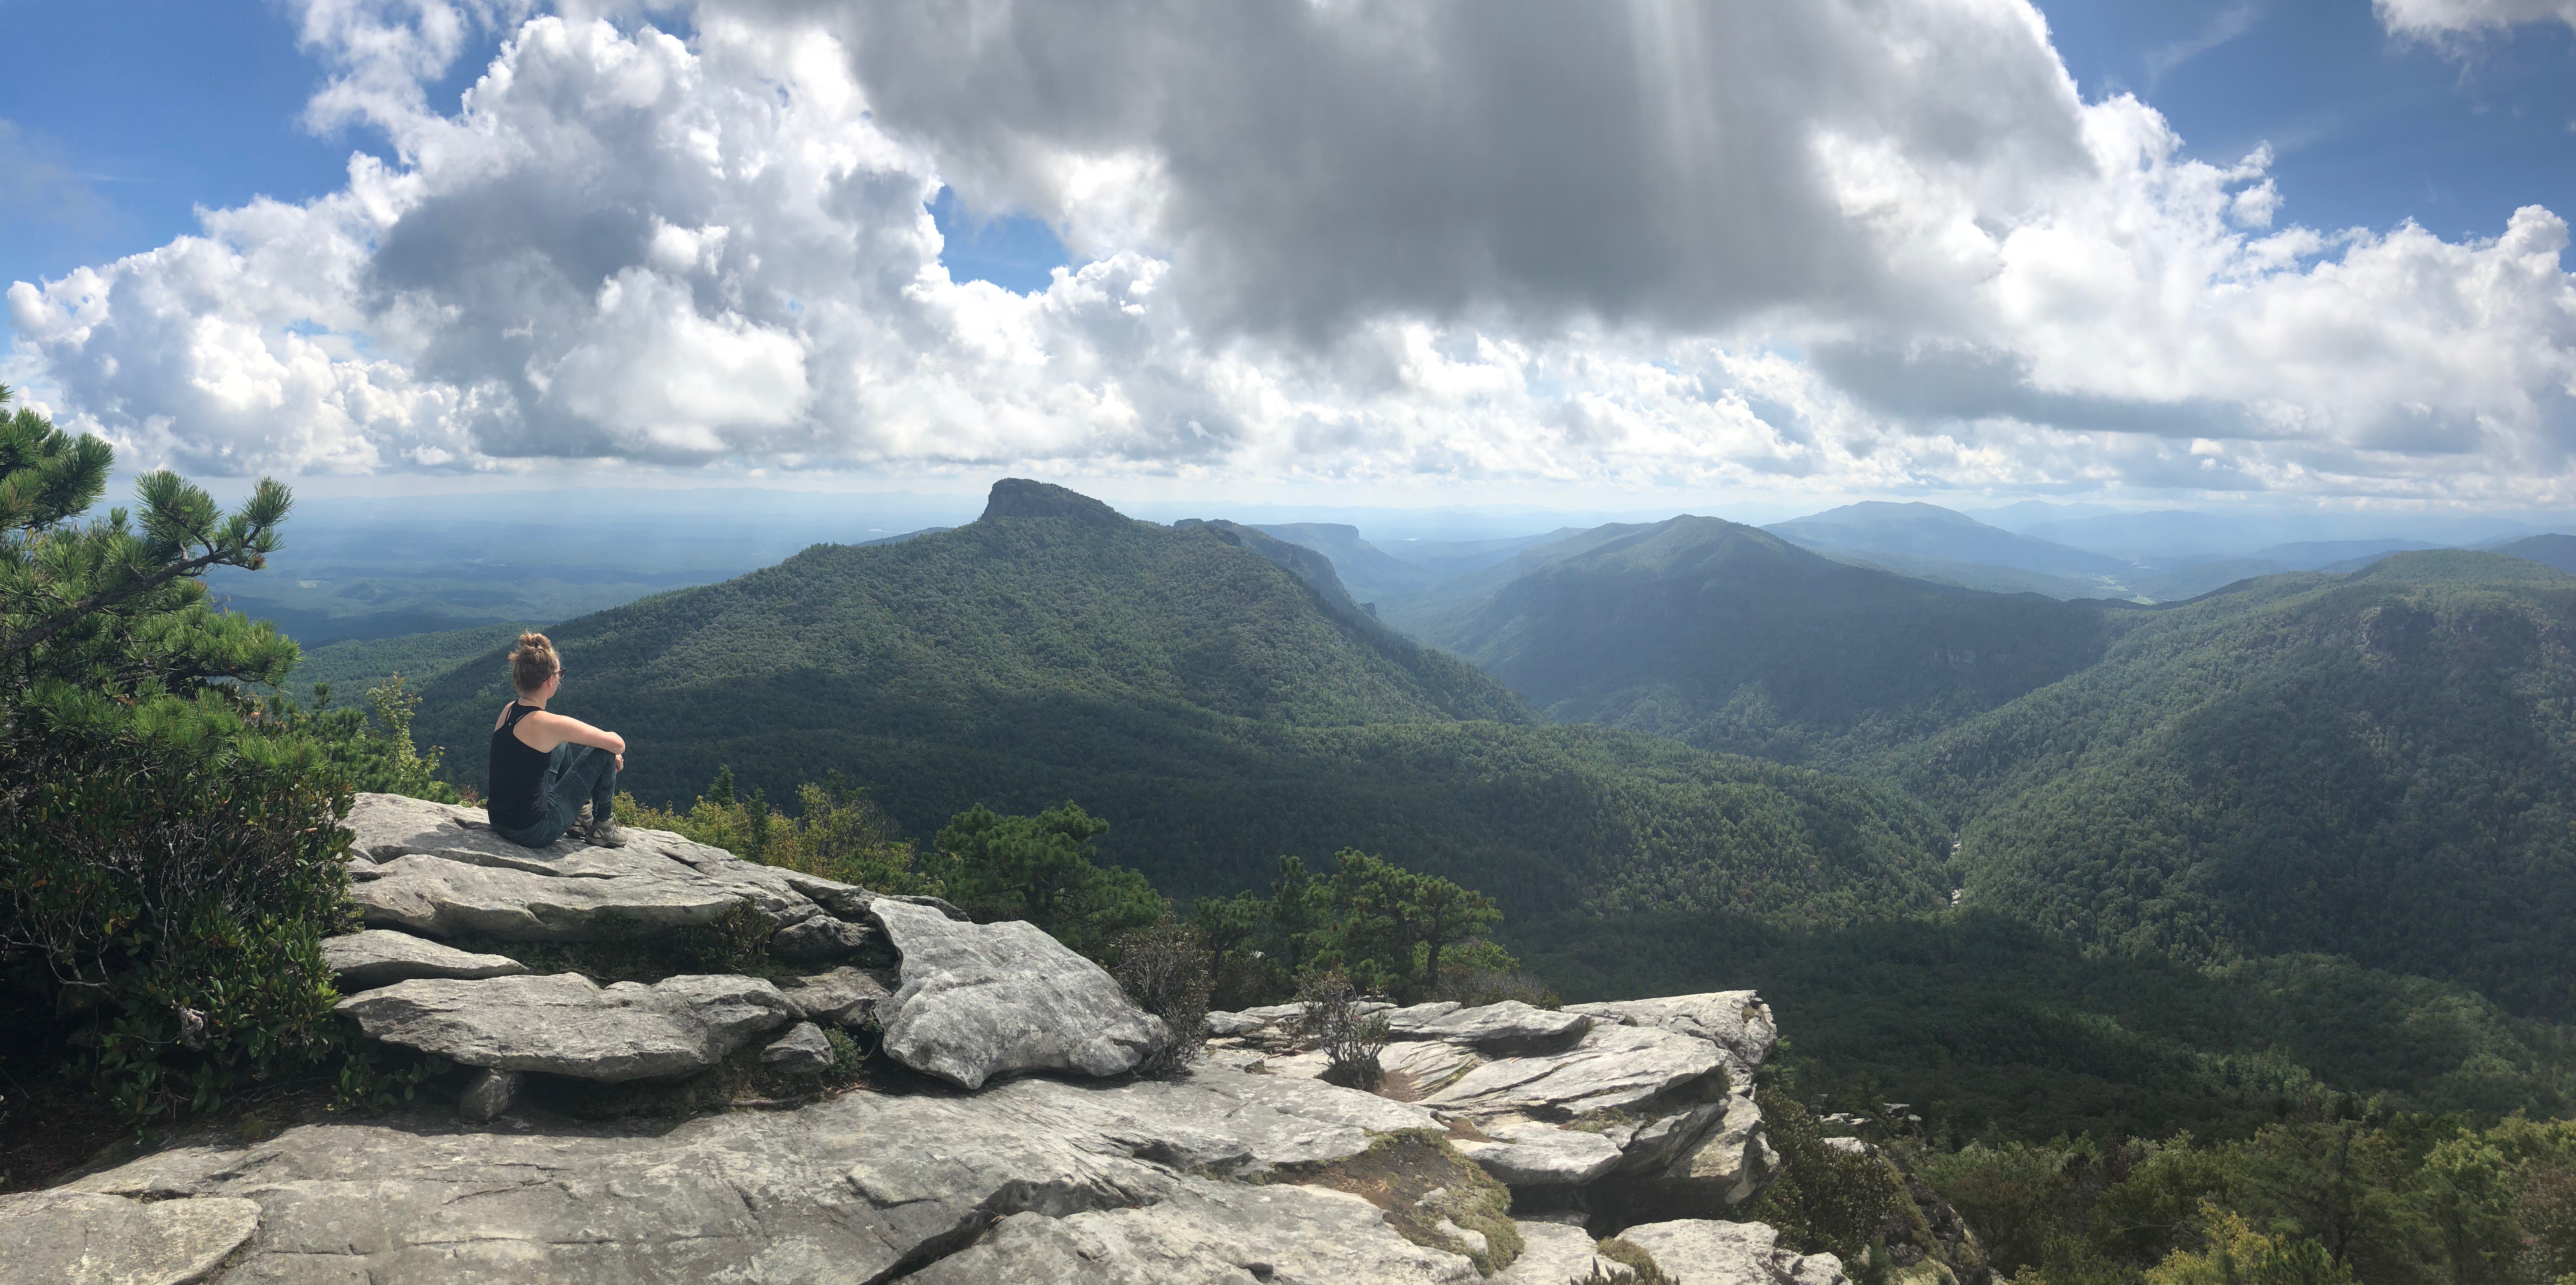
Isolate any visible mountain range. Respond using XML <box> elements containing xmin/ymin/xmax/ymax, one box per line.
<box><xmin>409</xmin><ymin>480</ymin><xmax>1952</xmax><ymax>925</ymax></box>
<box><xmin>344</xmin><ymin>480</ymin><xmax>2576</xmax><ymax>1134</ymax></box>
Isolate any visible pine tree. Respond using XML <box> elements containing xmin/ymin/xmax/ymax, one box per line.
<box><xmin>0</xmin><ymin>383</ymin><xmax>296</xmax><ymax>697</ymax></box>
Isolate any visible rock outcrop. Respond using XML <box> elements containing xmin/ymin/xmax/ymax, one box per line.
<box><xmin>14</xmin><ymin>794</ymin><xmax>1844</xmax><ymax>1284</ymax></box>
<box><xmin>1210</xmin><ymin>988</ymin><xmax>1784</xmax><ymax>1215</ymax></box>
<box><xmin>872</xmin><ymin>898</ymin><xmax>1167</xmax><ymax>1089</ymax></box>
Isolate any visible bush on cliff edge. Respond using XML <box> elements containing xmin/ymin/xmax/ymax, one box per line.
<box><xmin>0</xmin><ymin>385</ymin><xmax>418</xmax><ymax>1124</ymax></box>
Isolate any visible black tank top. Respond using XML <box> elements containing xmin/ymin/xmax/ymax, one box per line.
<box><xmin>487</xmin><ymin>702</ymin><xmax>553</xmax><ymax>830</ymax></box>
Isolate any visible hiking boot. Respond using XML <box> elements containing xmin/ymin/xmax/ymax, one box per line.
<box><xmin>584</xmin><ymin>815</ymin><xmax>628</xmax><ymax>848</ymax></box>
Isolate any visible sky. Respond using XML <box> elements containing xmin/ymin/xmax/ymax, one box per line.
<box><xmin>2</xmin><ymin>0</ymin><xmax>2573</xmax><ymax>513</ymax></box>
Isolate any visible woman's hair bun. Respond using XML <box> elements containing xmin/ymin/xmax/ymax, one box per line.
<box><xmin>509</xmin><ymin>632</ymin><xmax>559</xmax><ymax>694</ymax></box>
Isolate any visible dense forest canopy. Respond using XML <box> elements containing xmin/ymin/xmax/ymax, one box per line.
<box><xmin>1888</xmin><ymin>552</ymin><xmax>2576</xmax><ymax>1020</ymax></box>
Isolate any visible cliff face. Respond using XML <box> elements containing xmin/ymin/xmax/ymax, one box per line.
<box><xmin>0</xmin><ymin>794</ymin><xmax>1857</xmax><ymax>1284</ymax></box>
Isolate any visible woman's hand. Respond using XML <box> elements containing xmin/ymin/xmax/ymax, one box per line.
<box><xmin>615</xmin><ymin>753</ymin><xmax>625</xmax><ymax>772</ymax></box>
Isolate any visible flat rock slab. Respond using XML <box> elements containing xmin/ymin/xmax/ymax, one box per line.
<box><xmin>338</xmin><ymin>972</ymin><xmax>794</xmax><ymax>1081</ymax></box>
<box><xmin>1568</xmin><ymin>992</ymin><xmax>1776</xmax><ymax>1081</ymax></box>
<box><xmin>343</xmin><ymin>792</ymin><xmax>871</xmax><ymax>942</ymax></box>
<box><xmin>1261</xmin><ymin>1037</ymin><xmax>1480</xmax><ymax>1090</ymax></box>
<box><xmin>0</xmin><ymin>1189</ymin><xmax>261</xmax><ymax>1285</ymax></box>
<box><xmin>902</xmin><ymin>1178</ymin><xmax>1477</xmax><ymax>1284</ymax></box>
<box><xmin>1405</xmin><ymin>1000</ymin><xmax>1591</xmax><ymax>1048</ymax></box>
<box><xmin>1617</xmin><ymin>1220</ymin><xmax>1849</xmax><ymax>1285</ymax></box>
<box><xmin>1454</xmin><ymin>1120</ymin><xmax>1625</xmax><ymax>1187</ymax></box>
<box><xmin>1422</xmin><ymin>1023</ymin><xmax>1725</xmax><ymax>1118</ymax></box>
<box><xmin>1380</xmin><ymin>1001</ymin><xmax>1463</xmax><ymax>1036</ymax></box>
<box><xmin>321</xmin><ymin>929</ymin><xmax>528</xmax><ymax>992</ymax></box>
<box><xmin>872</xmin><ymin>899</ymin><xmax>1166</xmax><ymax>1090</ymax></box>
<box><xmin>65</xmin><ymin>1063</ymin><xmax>1434</xmax><ymax>1285</ymax></box>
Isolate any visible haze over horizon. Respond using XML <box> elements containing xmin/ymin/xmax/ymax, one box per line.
<box><xmin>5</xmin><ymin>0</ymin><xmax>2576</xmax><ymax>514</ymax></box>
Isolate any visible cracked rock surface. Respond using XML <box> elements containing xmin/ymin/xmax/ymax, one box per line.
<box><xmin>0</xmin><ymin>1189</ymin><xmax>263</xmax><ymax>1285</ymax></box>
<box><xmin>63</xmin><ymin>1064</ymin><xmax>1446</xmax><ymax>1285</ymax></box>
<box><xmin>900</xmin><ymin>1179</ymin><xmax>1480</xmax><ymax>1284</ymax></box>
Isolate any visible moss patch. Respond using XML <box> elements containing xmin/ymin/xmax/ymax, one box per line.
<box><xmin>1595</xmin><ymin>1237</ymin><xmax>1680</xmax><ymax>1283</ymax></box>
<box><xmin>1278</xmin><ymin>1129</ymin><xmax>1524</xmax><ymax>1274</ymax></box>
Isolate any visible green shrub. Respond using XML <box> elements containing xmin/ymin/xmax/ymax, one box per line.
<box><xmin>1</xmin><ymin>689</ymin><xmax>357</xmax><ymax>1123</ymax></box>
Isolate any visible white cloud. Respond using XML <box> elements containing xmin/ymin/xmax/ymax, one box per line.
<box><xmin>4</xmin><ymin>0</ymin><xmax>2574</xmax><ymax>506</ymax></box>
<box><xmin>2377</xmin><ymin>0</ymin><xmax>2576</xmax><ymax>37</ymax></box>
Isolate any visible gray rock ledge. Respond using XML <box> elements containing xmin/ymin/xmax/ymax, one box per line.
<box><xmin>321</xmin><ymin>929</ymin><xmax>528</xmax><ymax>992</ymax></box>
<box><xmin>337</xmin><ymin>972</ymin><xmax>795</xmax><ymax>1081</ymax></box>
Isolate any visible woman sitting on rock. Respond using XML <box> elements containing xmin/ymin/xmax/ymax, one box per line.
<box><xmin>486</xmin><ymin>632</ymin><xmax>628</xmax><ymax>848</ymax></box>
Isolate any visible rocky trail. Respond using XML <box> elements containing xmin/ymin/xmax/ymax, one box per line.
<box><xmin>2</xmin><ymin>795</ymin><xmax>1868</xmax><ymax>1284</ymax></box>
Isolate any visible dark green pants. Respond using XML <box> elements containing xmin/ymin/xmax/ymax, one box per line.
<box><xmin>494</xmin><ymin>744</ymin><xmax>618</xmax><ymax>848</ymax></box>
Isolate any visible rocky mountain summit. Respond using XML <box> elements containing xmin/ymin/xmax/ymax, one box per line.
<box><xmin>4</xmin><ymin>794</ymin><xmax>1855</xmax><ymax>1284</ymax></box>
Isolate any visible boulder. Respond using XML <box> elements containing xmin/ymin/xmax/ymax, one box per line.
<box><xmin>1500</xmin><ymin>1221</ymin><xmax>1626</xmax><ymax>1284</ymax></box>
<box><xmin>1405</xmin><ymin>1000</ymin><xmax>1591</xmax><ymax>1048</ymax></box>
<box><xmin>64</xmin><ymin>1062</ymin><xmax>1439</xmax><ymax>1284</ymax></box>
<box><xmin>763</xmin><ymin>1021</ymin><xmax>836</xmax><ymax>1074</ymax></box>
<box><xmin>900</xmin><ymin>1178</ymin><xmax>1478</xmax><ymax>1284</ymax></box>
<box><xmin>776</xmin><ymin>966</ymin><xmax>893</xmax><ymax>1025</ymax></box>
<box><xmin>1421</xmin><ymin>1023</ymin><xmax>1726</xmax><ymax>1118</ymax></box>
<box><xmin>1453</xmin><ymin>1120</ymin><xmax>1626</xmax><ymax>1187</ymax></box>
<box><xmin>1568</xmin><ymin>991</ymin><xmax>1777</xmax><ymax>1081</ymax></box>
<box><xmin>871</xmin><ymin>900</ymin><xmax>1167</xmax><ymax>1089</ymax></box>
<box><xmin>321</xmin><ymin>929</ymin><xmax>528</xmax><ymax>991</ymax></box>
<box><xmin>0</xmin><ymin>1189</ymin><xmax>262</xmax><ymax>1285</ymax></box>
<box><xmin>1616</xmin><ymin>1219</ymin><xmax>1849</xmax><ymax>1285</ymax></box>
<box><xmin>457</xmin><ymin>1068</ymin><xmax>523</xmax><ymax>1122</ymax></box>
<box><xmin>1204</xmin><ymin>1009</ymin><xmax>1272</xmax><ymax>1037</ymax></box>
<box><xmin>337</xmin><ymin>972</ymin><xmax>795</xmax><ymax>1081</ymax></box>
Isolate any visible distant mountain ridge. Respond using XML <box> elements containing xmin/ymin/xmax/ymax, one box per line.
<box><xmin>1765</xmin><ymin>500</ymin><xmax>2135</xmax><ymax>579</ymax></box>
<box><xmin>411</xmin><ymin>480</ymin><xmax>1953</xmax><ymax>922</ymax></box>
<box><xmin>1383</xmin><ymin>514</ymin><xmax>2121</xmax><ymax>767</ymax></box>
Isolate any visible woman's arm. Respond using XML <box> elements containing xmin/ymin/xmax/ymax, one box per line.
<box><xmin>530</xmin><ymin>711</ymin><xmax>626</xmax><ymax>756</ymax></box>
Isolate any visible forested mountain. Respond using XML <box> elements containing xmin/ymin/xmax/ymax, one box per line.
<box><xmin>1383</xmin><ymin>515</ymin><xmax>2121</xmax><ymax>767</ymax></box>
<box><xmin>2497</xmin><ymin>531</ymin><xmax>2576</xmax><ymax>574</ymax></box>
<box><xmin>412</xmin><ymin>480</ymin><xmax>1952</xmax><ymax>920</ymax></box>
<box><xmin>1766</xmin><ymin>500</ymin><xmax>2134</xmax><ymax>578</ymax></box>
<box><xmin>1887</xmin><ymin>551</ymin><xmax>2576</xmax><ymax>1019</ymax></box>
